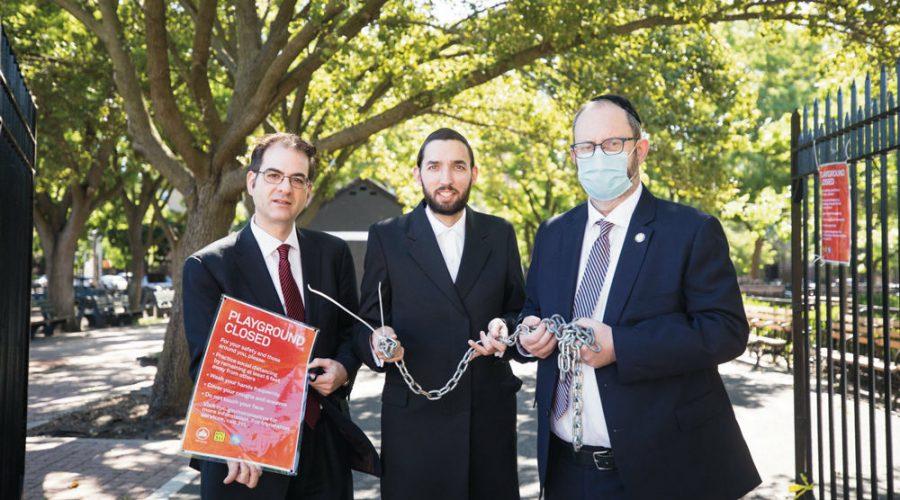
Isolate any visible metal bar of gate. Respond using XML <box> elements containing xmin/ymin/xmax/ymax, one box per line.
<box><xmin>878</xmin><ymin>64</ymin><xmax>894</xmax><ymax>499</ymax></box>
<box><xmin>792</xmin><ymin>109</ymin><xmax>813</xmax><ymax>493</ymax></box>
<box><xmin>836</xmin><ymin>88</ymin><xmax>851</xmax><ymax>500</ymax></box>
<box><xmin>850</xmin><ymin>80</ymin><xmax>864</xmax><ymax>499</ymax></box>
<box><xmin>863</xmin><ymin>74</ymin><xmax>878</xmax><ymax>497</ymax></box>
<box><xmin>814</xmin><ymin>97</ymin><xmax>826</xmax><ymax>500</ymax></box>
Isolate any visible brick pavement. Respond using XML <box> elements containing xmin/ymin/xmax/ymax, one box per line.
<box><xmin>24</xmin><ymin>437</ymin><xmax>189</xmax><ymax>499</ymax></box>
<box><xmin>25</xmin><ymin>323</ymin><xmax>195</xmax><ymax>499</ymax></box>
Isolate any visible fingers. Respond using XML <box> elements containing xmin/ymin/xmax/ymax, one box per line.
<box><xmin>246</xmin><ymin>463</ymin><xmax>262</xmax><ymax>489</ymax></box>
<box><xmin>523</xmin><ymin>324</ymin><xmax>550</xmax><ymax>350</ymax></box>
<box><xmin>310</xmin><ymin>371</ymin><xmax>336</xmax><ymax>395</ymax></box>
<box><xmin>307</xmin><ymin>358</ymin><xmax>327</xmax><ymax>370</ymax></box>
<box><xmin>223</xmin><ymin>461</ymin><xmax>239</xmax><ymax>484</ymax></box>
<box><xmin>488</xmin><ymin>318</ymin><xmax>508</xmax><ymax>339</ymax></box>
<box><xmin>237</xmin><ymin>461</ymin><xmax>250</xmax><ymax>485</ymax></box>
<box><xmin>468</xmin><ymin>338</ymin><xmax>491</xmax><ymax>358</ymax></box>
<box><xmin>530</xmin><ymin>329</ymin><xmax>557</xmax><ymax>359</ymax></box>
<box><xmin>385</xmin><ymin>346</ymin><xmax>404</xmax><ymax>363</ymax></box>
<box><xmin>522</xmin><ymin>315</ymin><xmax>541</xmax><ymax>327</ymax></box>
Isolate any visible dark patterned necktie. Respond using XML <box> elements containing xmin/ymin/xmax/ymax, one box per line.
<box><xmin>277</xmin><ymin>244</ymin><xmax>319</xmax><ymax>429</ymax></box>
<box><xmin>553</xmin><ymin>220</ymin><xmax>614</xmax><ymax>421</ymax></box>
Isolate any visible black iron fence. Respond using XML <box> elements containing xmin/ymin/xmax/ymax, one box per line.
<box><xmin>791</xmin><ymin>61</ymin><xmax>899</xmax><ymax>499</ymax></box>
<box><xmin>0</xmin><ymin>22</ymin><xmax>36</xmax><ymax>500</ymax></box>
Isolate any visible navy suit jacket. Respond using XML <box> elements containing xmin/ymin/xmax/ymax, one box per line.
<box><xmin>519</xmin><ymin>186</ymin><xmax>760</xmax><ymax>499</ymax></box>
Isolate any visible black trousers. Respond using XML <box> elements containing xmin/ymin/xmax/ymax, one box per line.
<box><xmin>545</xmin><ymin>434</ymin><xmax>627</xmax><ymax>500</ymax></box>
<box><xmin>200</xmin><ymin>419</ymin><xmax>352</xmax><ymax>500</ymax></box>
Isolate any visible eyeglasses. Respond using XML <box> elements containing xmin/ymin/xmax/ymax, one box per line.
<box><xmin>255</xmin><ymin>168</ymin><xmax>310</xmax><ymax>189</ymax></box>
<box><xmin>570</xmin><ymin>137</ymin><xmax>639</xmax><ymax>158</ymax></box>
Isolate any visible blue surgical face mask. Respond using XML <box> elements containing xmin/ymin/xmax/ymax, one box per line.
<box><xmin>576</xmin><ymin>148</ymin><xmax>636</xmax><ymax>202</ymax></box>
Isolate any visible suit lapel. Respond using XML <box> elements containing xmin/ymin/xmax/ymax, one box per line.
<box><xmin>405</xmin><ymin>203</ymin><xmax>467</xmax><ymax>315</ymax></box>
<box><xmin>235</xmin><ymin>225</ymin><xmax>285</xmax><ymax>315</ymax></box>
<box><xmin>453</xmin><ymin>207</ymin><xmax>491</xmax><ymax>301</ymax></box>
<box><xmin>298</xmin><ymin>228</ymin><xmax>321</xmax><ymax>327</ymax></box>
<box><xmin>603</xmin><ymin>187</ymin><xmax>657</xmax><ymax>326</ymax></box>
<box><xmin>556</xmin><ymin>203</ymin><xmax>589</xmax><ymax>322</ymax></box>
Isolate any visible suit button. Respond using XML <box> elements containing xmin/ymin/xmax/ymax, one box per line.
<box><xmin>544</xmin><ymin>409</ymin><xmax>551</xmax><ymax>417</ymax></box>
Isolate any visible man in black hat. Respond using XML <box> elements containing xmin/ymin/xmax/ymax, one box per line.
<box><xmin>515</xmin><ymin>95</ymin><xmax>760</xmax><ymax>499</ymax></box>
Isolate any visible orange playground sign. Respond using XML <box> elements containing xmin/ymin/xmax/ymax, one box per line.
<box><xmin>181</xmin><ymin>295</ymin><xmax>318</xmax><ymax>475</ymax></box>
<box><xmin>819</xmin><ymin>161</ymin><xmax>851</xmax><ymax>265</ymax></box>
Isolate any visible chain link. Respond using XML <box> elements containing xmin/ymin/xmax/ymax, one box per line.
<box><xmin>374</xmin><ymin>314</ymin><xmax>600</xmax><ymax>409</ymax></box>
<box><xmin>308</xmin><ymin>284</ymin><xmax>601</xmax><ymax>449</ymax></box>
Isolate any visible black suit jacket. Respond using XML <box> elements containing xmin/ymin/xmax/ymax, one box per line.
<box><xmin>354</xmin><ymin>202</ymin><xmax>525</xmax><ymax>500</ymax></box>
<box><xmin>518</xmin><ymin>186</ymin><xmax>761</xmax><ymax>499</ymax></box>
<box><xmin>183</xmin><ymin>224</ymin><xmax>379</xmax><ymax>499</ymax></box>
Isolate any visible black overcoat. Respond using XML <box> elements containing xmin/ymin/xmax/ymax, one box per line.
<box><xmin>355</xmin><ymin>202</ymin><xmax>526</xmax><ymax>500</ymax></box>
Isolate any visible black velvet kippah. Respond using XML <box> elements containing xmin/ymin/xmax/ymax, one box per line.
<box><xmin>590</xmin><ymin>94</ymin><xmax>642</xmax><ymax>125</ymax></box>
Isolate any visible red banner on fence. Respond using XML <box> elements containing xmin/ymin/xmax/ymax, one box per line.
<box><xmin>181</xmin><ymin>295</ymin><xmax>318</xmax><ymax>475</ymax></box>
<box><xmin>819</xmin><ymin>161</ymin><xmax>851</xmax><ymax>265</ymax></box>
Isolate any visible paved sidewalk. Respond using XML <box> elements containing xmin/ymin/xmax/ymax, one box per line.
<box><xmin>25</xmin><ymin>323</ymin><xmax>196</xmax><ymax>499</ymax></box>
<box><xmin>28</xmin><ymin>324</ymin><xmax>165</xmax><ymax>428</ymax></box>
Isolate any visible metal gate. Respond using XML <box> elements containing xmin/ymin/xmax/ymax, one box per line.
<box><xmin>791</xmin><ymin>61</ymin><xmax>899</xmax><ymax>499</ymax></box>
<box><xmin>0</xmin><ymin>23</ymin><xmax>36</xmax><ymax>500</ymax></box>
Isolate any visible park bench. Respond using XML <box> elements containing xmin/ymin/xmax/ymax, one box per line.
<box><xmin>745</xmin><ymin>304</ymin><xmax>792</xmax><ymax>369</ymax></box>
<box><xmin>816</xmin><ymin>314</ymin><xmax>900</xmax><ymax>404</ymax></box>
<box><xmin>110</xmin><ymin>291</ymin><xmax>142</xmax><ymax>325</ymax></box>
<box><xmin>29</xmin><ymin>298</ymin><xmax>67</xmax><ymax>338</ymax></box>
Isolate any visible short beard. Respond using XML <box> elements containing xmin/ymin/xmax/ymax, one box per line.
<box><xmin>422</xmin><ymin>179</ymin><xmax>471</xmax><ymax>216</ymax></box>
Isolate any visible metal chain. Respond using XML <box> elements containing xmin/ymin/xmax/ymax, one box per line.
<box><xmin>375</xmin><ymin>314</ymin><xmax>601</xmax><ymax>411</ymax></box>
<box><xmin>308</xmin><ymin>284</ymin><xmax>601</xmax><ymax>449</ymax></box>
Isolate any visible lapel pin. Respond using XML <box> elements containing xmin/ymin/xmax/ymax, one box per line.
<box><xmin>634</xmin><ymin>232</ymin><xmax>646</xmax><ymax>243</ymax></box>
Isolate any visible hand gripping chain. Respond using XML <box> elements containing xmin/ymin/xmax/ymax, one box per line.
<box><xmin>307</xmin><ymin>284</ymin><xmax>601</xmax><ymax>449</ymax></box>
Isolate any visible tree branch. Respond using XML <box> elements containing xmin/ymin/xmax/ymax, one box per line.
<box><xmin>187</xmin><ymin>0</ymin><xmax>225</xmax><ymax>140</ymax></box>
<box><xmin>144</xmin><ymin>0</ymin><xmax>208</xmax><ymax>170</ymax></box>
<box><xmin>213</xmin><ymin>0</ymin><xmax>387</xmax><ymax>176</ymax></box>
<box><xmin>54</xmin><ymin>0</ymin><xmax>195</xmax><ymax>195</ymax></box>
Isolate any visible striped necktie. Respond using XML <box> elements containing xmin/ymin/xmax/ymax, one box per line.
<box><xmin>277</xmin><ymin>244</ymin><xmax>319</xmax><ymax>428</ymax></box>
<box><xmin>553</xmin><ymin>219</ymin><xmax>614</xmax><ymax>421</ymax></box>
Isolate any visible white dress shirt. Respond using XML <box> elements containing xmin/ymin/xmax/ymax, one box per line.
<box><xmin>425</xmin><ymin>206</ymin><xmax>466</xmax><ymax>282</ymax></box>
<box><xmin>249</xmin><ymin>216</ymin><xmax>304</xmax><ymax>312</ymax></box>
<box><xmin>552</xmin><ymin>183</ymin><xmax>643</xmax><ymax>447</ymax></box>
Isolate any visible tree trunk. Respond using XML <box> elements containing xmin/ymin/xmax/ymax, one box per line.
<box><xmin>126</xmin><ymin>233</ymin><xmax>145</xmax><ymax>312</ymax></box>
<box><xmin>749</xmin><ymin>236</ymin><xmax>764</xmax><ymax>281</ymax></box>
<box><xmin>34</xmin><ymin>198</ymin><xmax>92</xmax><ymax>332</ymax></box>
<box><xmin>148</xmin><ymin>184</ymin><xmax>238</xmax><ymax>417</ymax></box>
<box><xmin>41</xmin><ymin>230</ymin><xmax>80</xmax><ymax>331</ymax></box>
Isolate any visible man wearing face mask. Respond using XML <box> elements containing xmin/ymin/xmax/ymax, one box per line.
<box><xmin>355</xmin><ymin>128</ymin><xmax>526</xmax><ymax>499</ymax></box>
<box><xmin>516</xmin><ymin>95</ymin><xmax>760</xmax><ymax>499</ymax></box>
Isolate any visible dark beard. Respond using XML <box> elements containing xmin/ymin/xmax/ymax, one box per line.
<box><xmin>422</xmin><ymin>180</ymin><xmax>471</xmax><ymax>216</ymax></box>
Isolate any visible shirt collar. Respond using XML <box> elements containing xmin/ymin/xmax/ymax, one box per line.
<box><xmin>586</xmin><ymin>183</ymin><xmax>643</xmax><ymax>230</ymax></box>
<box><xmin>425</xmin><ymin>205</ymin><xmax>466</xmax><ymax>238</ymax></box>
<box><xmin>250</xmin><ymin>216</ymin><xmax>300</xmax><ymax>257</ymax></box>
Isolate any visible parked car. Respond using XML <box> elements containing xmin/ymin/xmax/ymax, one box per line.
<box><xmin>142</xmin><ymin>273</ymin><xmax>174</xmax><ymax>317</ymax></box>
<box><xmin>100</xmin><ymin>273</ymin><xmax>129</xmax><ymax>291</ymax></box>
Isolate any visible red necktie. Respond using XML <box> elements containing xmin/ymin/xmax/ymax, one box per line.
<box><xmin>277</xmin><ymin>244</ymin><xmax>320</xmax><ymax>429</ymax></box>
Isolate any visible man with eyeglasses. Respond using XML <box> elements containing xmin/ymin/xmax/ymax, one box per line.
<box><xmin>182</xmin><ymin>133</ymin><xmax>378</xmax><ymax>499</ymax></box>
<box><xmin>515</xmin><ymin>95</ymin><xmax>760</xmax><ymax>499</ymax></box>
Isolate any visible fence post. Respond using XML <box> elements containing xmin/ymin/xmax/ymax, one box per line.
<box><xmin>791</xmin><ymin>109</ymin><xmax>814</xmax><ymax>497</ymax></box>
